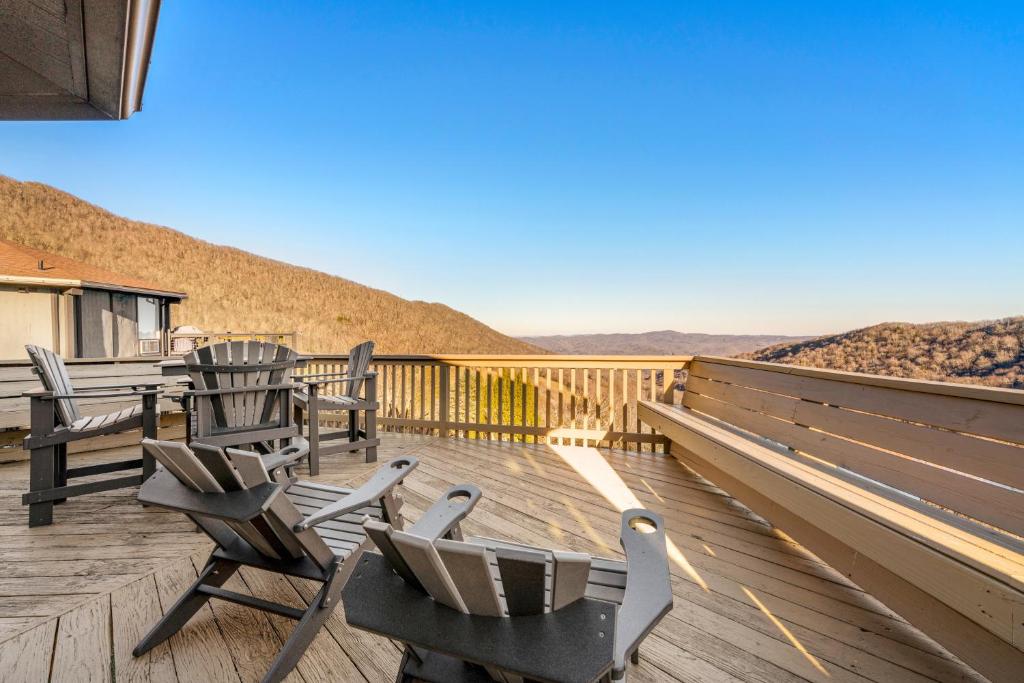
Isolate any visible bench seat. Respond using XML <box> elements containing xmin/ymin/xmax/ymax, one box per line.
<box><xmin>638</xmin><ymin>355</ymin><xmax>1024</xmax><ymax>683</ymax></box>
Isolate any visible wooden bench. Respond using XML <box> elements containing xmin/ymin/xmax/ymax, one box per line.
<box><xmin>638</xmin><ymin>356</ymin><xmax>1024</xmax><ymax>683</ymax></box>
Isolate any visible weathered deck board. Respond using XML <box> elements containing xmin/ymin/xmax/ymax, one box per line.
<box><xmin>0</xmin><ymin>433</ymin><xmax>983</xmax><ymax>682</ymax></box>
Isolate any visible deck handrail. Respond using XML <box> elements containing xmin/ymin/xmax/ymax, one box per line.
<box><xmin>299</xmin><ymin>354</ymin><xmax>694</xmax><ymax>452</ymax></box>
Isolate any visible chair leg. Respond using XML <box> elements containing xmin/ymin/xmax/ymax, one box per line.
<box><xmin>27</xmin><ymin>444</ymin><xmax>56</xmax><ymax>527</ymax></box>
<box><xmin>261</xmin><ymin>575</ymin><xmax>340</xmax><ymax>683</ymax></box>
<box><xmin>54</xmin><ymin>443</ymin><xmax>68</xmax><ymax>505</ymax></box>
<box><xmin>307</xmin><ymin>398</ymin><xmax>320</xmax><ymax>476</ymax></box>
<box><xmin>134</xmin><ymin>558</ymin><xmax>239</xmax><ymax>656</ymax></box>
<box><xmin>365</xmin><ymin>407</ymin><xmax>378</xmax><ymax>463</ymax></box>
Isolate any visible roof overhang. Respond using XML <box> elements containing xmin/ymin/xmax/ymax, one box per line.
<box><xmin>0</xmin><ymin>274</ymin><xmax>186</xmax><ymax>301</ymax></box>
<box><xmin>0</xmin><ymin>0</ymin><xmax>162</xmax><ymax>121</ymax></box>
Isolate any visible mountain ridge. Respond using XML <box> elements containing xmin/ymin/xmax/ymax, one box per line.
<box><xmin>521</xmin><ymin>330</ymin><xmax>811</xmax><ymax>356</ymax></box>
<box><xmin>742</xmin><ymin>317</ymin><xmax>1024</xmax><ymax>389</ymax></box>
<box><xmin>0</xmin><ymin>175</ymin><xmax>539</xmax><ymax>355</ymax></box>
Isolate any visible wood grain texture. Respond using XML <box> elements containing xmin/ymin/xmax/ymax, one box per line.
<box><xmin>640</xmin><ymin>399</ymin><xmax>1024</xmax><ymax>683</ymax></box>
<box><xmin>0</xmin><ymin>432</ymin><xmax>991</xmax><ymax>682</ymax></box>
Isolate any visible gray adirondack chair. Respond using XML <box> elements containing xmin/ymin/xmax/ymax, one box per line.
<box><xmin>183</xmin><ymin>341</ymin><xmax>308</xmax><ymax>479</ymax></box>
<box><xmin>134</xmin><ymin>438</ymin><xmax>418</xmax><ymax>683</ymax></box>
<box><xmin>293</xmin><ymin>340</ymin><xmax>379</xmax><ymax>473</ymax></box>
<box><xmin>21</xmin><ymin>345</ymin><xmax>160</xmax><ymax>527</ymax></box>
<box><xmin>342</xmin><ymin>486</ymin><xmax>673</xmax><ymax>683</ymax></box>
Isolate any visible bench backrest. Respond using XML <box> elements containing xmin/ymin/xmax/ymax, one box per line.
<box><xmin>365</xmin><ymin>506</ymin><xmax>592</xmax><ymax>617</ymax></box>
<box><xmin>185</xmin><ymin>341</ymin><xmax>298</xmax><ymax>438</ymax></box>
<box><xmin>142</xmin><ymin>439</ymin><xmax>335</xmax><ymax>570</ymax></box>
<box><xmin>683</xmin><ymin>356</ymin><xmax>1024</xmax><ymax>538</ymax></box>
<box><xmin>25</xmin><ymin>345</ymin><xmax>81</xmax><ymax>427</ymax></box>
<box><xmin>344</xmin><ymin>341</ymin><xmax>374</xmax><ymax>399</ymax></box>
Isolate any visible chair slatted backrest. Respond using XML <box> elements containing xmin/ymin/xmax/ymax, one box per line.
<box><xmin>344</xmin><ymin>341</ymin><xmax>374</xmax><ymax>399</ymax></box>
<box><xmin>25</xmin><ymin>345</ymin><xmax>81</xmax><ymax>428</ymax></box>
<box><xmin>143</xmin><ymin>439</ymin><xmax>335</xmax><ymax>570</ymax></box>
<box><xmin>365</xmin><ymin>519</ymin><xmax>591</xmax><ymax>619</ymax></box>
<box><xmin>184</xmin><ymin>341</ymin><xmax>298</xmax><ymax>434</ymax></box>
<box><xmin>684</xmin><ymin>357</ymin><xmax>1024</xmax><ymax>537</ymax></box>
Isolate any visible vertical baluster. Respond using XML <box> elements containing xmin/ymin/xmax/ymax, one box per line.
<box><xmin>569</xmin><ymin>368</ymin><xmax>577</xmax><ymax>447</ymax></box>
<box><xmin>619</xmin><ymin>369</ymin><xmax>627</xmax><ymax>451</ymax></box>
<box><xmin>389</xmin><ymin>364</ymin><xmax>396</xmax><ymax>432</ymax></box>
<box><xmin>508</xmin><ymin>368</ymin><xmax>516</xmax><ymax>442</ymax></box>
<box><xmin>456</xmin><ymin>366</ymin><xmax>464</xmax><ymax>438</ymax></box>
<box><xmin>427</xmin><ymin>365</ymin><xmax>435</xmax><ymax>436</ymax></box>
<box><xmin>520</xmin><ymin>368</ymin><xmax>528</xmax><ymax>444</ymax></box>
<box><xmin>608</xmin><ymin>366</ymin><xmax>616</xmax><ymax>449</ymax></box>
<box><xmin>635</xmin><ymin>369</ymin><xmax>642</xmax><ymax>452</ymax></box>
<box><xmin>544</xmin><ymin>368</ymin><xmax>552</xmax><ymax>445</ymax></box>
<box><xmin>439</xmin><ymin>364</ymin><xmax>450</xmax><ymax>438</ymax></box>
<box><xmin>486</xmin><ymin>370</ymin><xmax>493</xmax><ymax>441</ymax></box>
<box><xmin>583</xmin><ymin>367</ymin><xmax>590</xmax><ymax>447</ymax></box>
<box><xmin>416</xmin><ymin>364</ymin><xmax>422</xmax><ymax>434</ymax></box>
<box><xmin>464</xmin><ymin>367</ymin><xmax>471</xmax><ymax>439</ymax></box>
<box><xmin>408</xmin><ymin>364</ymin><xmax>416</xmax><ymax>434</ymax></box>
<box><xmin>497</xmin><ymin>370</ymin><xmax>504</xmax><ymax>443</ymax></box>
<box><xmin>532</xmin><ymin>367</ymin><xmax>539</xmax><ymax>445</ymax></box>
<box><xmin>649</xmin><ymin>367</ymin><xmax>657</xmax><ymax>452</ymax></box>
<box><xmin>400</xmin><ymin>364</ymin><xmax>407</xmax><ymax>430</ymax></box>
<box><xmin>557</xmin><ymin>368</ymin><xmax>565</xmax><ymax>445</ymax></box>
<box><xmin>475</xmin><ymin>369</ymin><xmax>482</xmax><ymax>441</ymax></box>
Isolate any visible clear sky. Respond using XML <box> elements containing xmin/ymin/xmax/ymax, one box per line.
<box><xmin>2</xmin><ymin>2</ymin><xmax>1021</xmax><ymax>336</ymax></box>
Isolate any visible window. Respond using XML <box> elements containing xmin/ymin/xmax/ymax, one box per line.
<box><xmin>137</xmin><ymin>297</ymin><xmax>161</xmax><ymax>355</ymax></box>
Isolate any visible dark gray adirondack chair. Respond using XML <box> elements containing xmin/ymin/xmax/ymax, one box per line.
<box><xmin>293</xmin><ymin>340</ymin><xmax>379</xmax><ymax>473</ymax></box>
<box><xmin>343</xmin><ymin>486</ymin><xmax>673</xmax><ymax>683</ymax></box>
<box><xmin>183</xmin><ymin>341</ymin><xmax>308</xmax><ymax>479</ymax></box>
<box><xmin>21</xmin><ymin>345</ymin><xmax>159</xmax><ymax>527</ymax></box>
<box><xmin>135</xmin><ymin>438</ymin><xmax>418</xmax><ymax>683</ymax></box>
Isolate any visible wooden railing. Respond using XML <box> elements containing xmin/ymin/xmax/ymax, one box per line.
<box><xmin>300</xmin><ymin>355</ymin><xmax>692</xmax><ymax>452</ymax></box>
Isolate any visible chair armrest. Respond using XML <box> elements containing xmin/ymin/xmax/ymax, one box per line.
<box><xmin>245</xmin><ymin>441</ymin><xmax>309</xmax><ymax>473</ymax></box>
<box><xmin>294</xmin><ymin>456</ymin><xmax>418</xmax><ymax>530</ymax></box>
<box><xmin>406</xmin><ymin>484</ymin><xmax>482</xmax><ymax>541</ymax></box>
<box><xmin>79</xmin><ymin>382</ymin><xmax>162</xmax><ymax>390</ymax></box>
<box><xmin>23</xmin><ymin>388</ymin><xmax>162</xmax><ymax>399</ymax></box>
<box><xmin>138</xmin><ymin>469</ymin><xmax>282</xmax><ymax>521</ymax></box>
<box><xmin>612</xmin><ymin>509</ymin><xmax>673</xmax><ymax>679</ymax></box>
<box><xmin>297</xmin><ymin>371</ymin><xmax>376</xmax><ymax>387</ymax></box>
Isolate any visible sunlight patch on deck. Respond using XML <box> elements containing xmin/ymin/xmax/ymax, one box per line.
<box><xmin>550</xmin><ymin>445</ymin><xmax>710</xmax><ymax>592</ymax></box>
<box><xmin>742</xmin><ymin>586</ymin><xmax>829</xmax><ymax>677</ymax></box>
<box><xmin>520</xmin><ymin>449</ymin><xmax>549</xmax><ymax>476</ymax></box>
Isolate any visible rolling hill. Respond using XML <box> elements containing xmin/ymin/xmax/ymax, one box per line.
<box><xmin>522</xmin><ymin>330</ymin><xmax>810</xmax><ymax>357</ymax></box>
<box><xmin>743</xmin><ymin>318</ymin><xmax>1024</xmax><ymax>389</ymax></box>
<box><xmin>0</xmin><ymin>175</ymin><xmax>538</xmax><ymax>355</ymax></box>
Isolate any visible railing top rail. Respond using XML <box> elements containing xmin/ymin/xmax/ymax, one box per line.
<box><xmin>695</xmin><ymin>355</ymin><xmax>1024</xmax><ymax>407</ymax></box>
<box><xmin>307</xmin><ymin>353</ymin><xmax>693</xmax><ymax>367</ymax></box>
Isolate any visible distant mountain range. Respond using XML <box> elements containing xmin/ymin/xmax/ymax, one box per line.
<box><xmin>743</xmin><ymin>317</ymin><xmax>1024</xmax><ymax>389</ymax></box>
<box><xmin>520</xmin><ymin>330</ymin><xmax>811</xmax><ymax>357</ymax></box>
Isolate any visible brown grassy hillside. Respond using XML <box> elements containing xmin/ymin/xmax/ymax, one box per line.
<box><xmin>743</xmin><ymin>318</ymin><xmax>1024</xmax><ymax>389</ymax></box>
<box><xmin>0</xmin><ymin>175</ymin><xmax>538</xmax><ymax>355</ymax></box>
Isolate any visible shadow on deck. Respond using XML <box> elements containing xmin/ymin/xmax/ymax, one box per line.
<box><xmin>0</xmin><ymin>434</ymin><xmax>981</xmax><ymax>682</ymax></box>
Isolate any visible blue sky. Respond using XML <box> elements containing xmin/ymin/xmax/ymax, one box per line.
<box><xmin>2</xmin><ymin>2</ymin><xmax>1022</xmax><ymax>336</ymax></box>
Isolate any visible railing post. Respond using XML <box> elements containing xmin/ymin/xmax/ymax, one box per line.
<box><xmin>439</xmin><ymin>363</ymin><xmax>450</xmax><ymax>438</ymax></box>
<box><xmin>661</xmin><ymin>364</ymin><xmax>681</xmax><ymax>404</ymax></box>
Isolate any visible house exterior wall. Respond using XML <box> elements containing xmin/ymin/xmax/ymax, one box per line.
<box><xmin>0</xmin><ymin>283</ymin><xmax>177</xmax><ymax>360</ymax></box>
<box><xmin>0</xmin><ymin>285</ymin><xmax>56</xmax><ymax>360</ymax></box>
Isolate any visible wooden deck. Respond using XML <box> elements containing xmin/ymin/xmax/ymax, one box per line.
<box><xmin>0</xmin><ymin>433</ymin><xmax>983</xmax><ymax>682</ymax></box>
